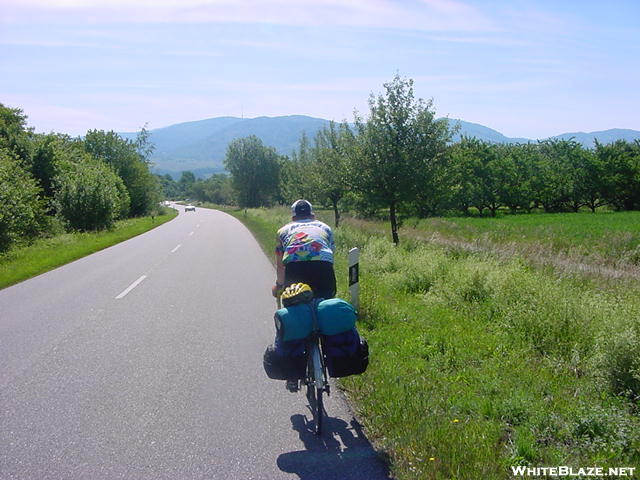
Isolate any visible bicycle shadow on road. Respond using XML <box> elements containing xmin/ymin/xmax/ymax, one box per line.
<box><xmin>276</xmin><ymin>413</ymin><xmax>392</xmax><ymax>480</ymax></box>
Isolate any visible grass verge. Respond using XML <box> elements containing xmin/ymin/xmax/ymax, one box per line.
<box><xmin>223</xmin><ymin>206</ymin><xmax>640</xmax><ymax>480</ymax></box>
<box><xmin>0</xmin><ymin>210</ymin><xmax>177</xmax><ymax>290</ymax></box>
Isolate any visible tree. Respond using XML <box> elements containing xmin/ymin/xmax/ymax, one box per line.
<box><xmin>83</xmin><ymin>130</ymin><xmax>159</xmax><ymax>216</ymax></box>
<box><xmin>497</xmin><ymin>143</ymin><xmax>535</xmax><ymax>213</ymax></box>
<box><xmin>598</xmin><ymin>140</ymin><xmax>640</xmax><ymax>211</ymax></box>
<box><xmin>580</xmin><ymin>149</ymin><xmax>607</xmax><ymax>213</ymax></box>
<box><xmin>0</xmin><ymin>148</ymin><xmax>44</xmax><ymax>252</ymax></box>
<box><xmin>135</xmin><ymin>123</ymin><xmax>155</xmax><ymax>166</ymax></box>
<box><xmin>54</xmin><ymin>153</ymin><xmax>129</xmax><ymax>231</ymax></box>
<box><xmin>530</xmin><ymin>139</ymin><xmax>575</xmax><ymax>212</ymax></box>
<box><xmin>189</xmin><ymin>174</ymin><xmax>234</xmax><ymax>205</ymax></box>
<box><xmin>279</xmin><ymin>132</ymin><xmax>313</xmax><ymax>203</ymax></box>
<box><xmin>352</xmin><ymin>75</ymin><xmax>451</xmax><ymax>244</ymax></box>
<box><xmin>0</xmin><ymin>104</ymin><xmax>32</xmax><ymax>165</ymax></box>
<box><xmin>224</xmin><ymin>136</ymin><xmax>281</xmax><ymax>208</ymax></box>
<box><xmin>156</xmin><ymin>173</ymin><xmax>181</xmax><ymax>199</ymax></box>
<box><xmin>310</xmin><ymin>122</ymin><xmax>352</xmax><ymax>227</ymax></box>
<box><xmin>178</xmin><ymin>171</ymin><xmax>196</xmax><ymax>198</ymax></box>
<box><xmin>449</xmin><ymin>137</ymin><xmax>503</xmax><ymax>216</ymax></box>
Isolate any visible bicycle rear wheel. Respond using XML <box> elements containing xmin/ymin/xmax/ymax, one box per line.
<box><xmin>306</xmin><ymin>383</ymin><xmax>324</xmax><ymax>435</ymax></box>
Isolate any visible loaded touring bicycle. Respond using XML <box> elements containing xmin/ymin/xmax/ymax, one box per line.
<box><xmin>263</xmin><ymin>283</ymin><xmax>369</xmax><ymax>435</ymax></box>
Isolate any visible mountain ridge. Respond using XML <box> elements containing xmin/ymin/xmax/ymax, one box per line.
<box><xmin>118</xmin><ymin>115</ymin><xmax>640</xmax><ymax>177</ymax></box>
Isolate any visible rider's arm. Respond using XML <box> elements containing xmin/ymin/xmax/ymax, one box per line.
<box><xmin>275</xmin><ymin>234</ymin><xmax>285</xmax><ymax>287</ymax></box>
<box><xmin>276</xmin><ymin>251</ymin><xmax>285</xmax><ymax>286</ymax></box>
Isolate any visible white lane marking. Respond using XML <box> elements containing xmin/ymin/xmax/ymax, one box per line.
<box><xmin>189</xmin><ymin>231</ymin><xmax>194</xmax><ymax>236</ymax></box>
<box><xmin>196</xmin><ymin>224</ymin><xmax>200</xmax><ymax>228</ymax></box>
<box><xmin>115</xmin><ymin>275</ymin><xmax>147</xmax><ymax>299</ymax></box>
<box><xmin>171</xmin><ymin>244</ymin><xmax>182</xmax><ymax>253</ymax></box>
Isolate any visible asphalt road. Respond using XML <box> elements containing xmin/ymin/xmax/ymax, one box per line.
<box><xmin>0</xmin><ymin>206</ymin><xmax>391</xmax><ymax>480</ymax></box>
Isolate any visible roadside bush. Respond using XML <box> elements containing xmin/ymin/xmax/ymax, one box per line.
<box><xmin>54</xmin><ymin>157</ymin><xmax>130</xmax><ymax>231</ymax></box>
<box><xmin>0</xmin><ymin>148</ymin><xmax>45</xmax><ymax>252</ymax></box>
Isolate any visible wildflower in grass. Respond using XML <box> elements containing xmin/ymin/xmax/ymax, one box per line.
<box><xmin>429</xmin><ymin>457</ymin><xmax>436</xmax><ymax>461</ymax></box>
<box><xmin>453</xmin><ymin>418</ymin><xmax>459</xmax><ymax>423</ymax></box>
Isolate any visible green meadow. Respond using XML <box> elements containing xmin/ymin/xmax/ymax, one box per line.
<box><xmin>226</xmin><ymin>206</ymin><xmax>640</xmax><ymax>480</ymax></box>
<box><xmin>402</xmin><ymin>211</ymin><xmax>640</xmax><ymax>265</ymax></box>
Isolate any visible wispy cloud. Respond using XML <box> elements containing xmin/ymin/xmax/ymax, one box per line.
<box><xmin>2</xmin><ymin>0</ymin><xmax>496</xmax><ymax>32</ymax></box>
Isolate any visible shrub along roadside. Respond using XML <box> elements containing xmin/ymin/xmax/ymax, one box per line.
<box><xmin>225</xmin><ymin>206</ymin><xmax>640</xmax><ymax>480</ymax></box>
<box><xmin>0</xmin><ymin>209</ymin><xmax>176</xmax><ymax>290</ymax></box>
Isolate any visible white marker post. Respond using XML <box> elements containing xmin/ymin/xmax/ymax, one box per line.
<box><xmin>348</xmin><ymin>247</ymin><xmax>360</xmax><ymax>310</ymax></box>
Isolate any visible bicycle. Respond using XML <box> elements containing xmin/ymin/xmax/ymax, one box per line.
<box><xmin>303</xmin><ymin>319</ymin><xmax>330</xmax><ymax>435</ymax></box>
<box><xmin>276</xmin><ymin>287</ymin><xmax>330</xmax><ymax>436</ymax></box>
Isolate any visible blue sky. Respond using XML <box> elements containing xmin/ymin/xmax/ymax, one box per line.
<box><xmin>1</xmin><ymin>0</ymin><xmax>638</xmax><ymax>139</ymax></box>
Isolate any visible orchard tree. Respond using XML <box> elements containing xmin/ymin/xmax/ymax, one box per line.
<box><xmin>498</xmin><ymin>143</ymin><xmax>535</xmax><ymax>213</ymax></box>
<box><xmin>224</xmin><ymin>135</ymin><xmax>281</xmax><ymax>208</ymax></box>
<box><xmin>279</xmin><ymin>132</ymin><xmax>313</xmax><ymax>203</ymax></box>
<box><xmin>310</xmin><ymin>122</ymin><xmax>352</xmax><ymax>227</ymax></box>
<box><xmin>352</xmin><ymin>75</ymin><xmax>451</xmax><ymax>244</ymax></box>
<box><xmin>598</xmin><ymin>139</ymin><xmax>640</xmax><ymax>211</ymax></box>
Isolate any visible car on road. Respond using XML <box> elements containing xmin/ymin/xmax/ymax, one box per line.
<box><xmin>185</xmin><ymin>205</ymin><xmax>196</xmax><ymax>212</ymax></box>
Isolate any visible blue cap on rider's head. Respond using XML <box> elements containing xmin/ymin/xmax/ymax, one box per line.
<box><xmin>292</xmin><ymin>199</ymin><xmax>313</xmax><ymax>217</ymax></box>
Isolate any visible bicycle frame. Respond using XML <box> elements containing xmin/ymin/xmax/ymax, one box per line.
<box><xmin>306</xmin><ymin>333</ymin><xmax>329</xmax><ymax>392</ymax></box>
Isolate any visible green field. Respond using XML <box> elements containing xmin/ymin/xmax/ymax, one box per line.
<box><xmin>226</xmin><ymin>206</ymin><xmax>640</xmax><ymax>480</ymax></box>
<box><xmin>403</xmin><ymin>211</ymin><xmax>640</xmax><ymax>264</ymax></box>
<box><xmin>0</xmin><ymin>210</ymin><xmax>177</xmax><ymax>290</ymax></box>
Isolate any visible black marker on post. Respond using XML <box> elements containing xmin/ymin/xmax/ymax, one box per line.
<box><xmin>348</xmin><ymin>247</ymin><xmax>360</xmax><ymax>310</ymax></box>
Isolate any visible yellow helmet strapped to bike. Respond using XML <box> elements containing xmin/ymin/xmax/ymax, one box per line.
<box><xmin>281</xmin><ymin>283</ymin><xmax>313</xmax><ymax>307</ymax></box>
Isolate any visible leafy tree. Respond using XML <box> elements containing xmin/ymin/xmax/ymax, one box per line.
<box><xmin>310</xmin><ymin>122</ymin><xmax>352</xmax><ymax>227</ymax></box>
<box><xmin>352</xmin><ymin>75</ymin><xmax>451</xmax><ymax>244</ymax></box>
<box><xmin>0</xmin><ymin>104</ymin><xmax>32</xmax><ymax>165</ymax></box>
<box><xmin>83</xmin><ymin>130</ymin><xmax>159</xmax><ymax>216</ymax></box>
<box><xmin>497</xmin><ymin>143</ymin><xmax>535</xmax><ymax>213</ymax></box>
<box><xmin>224</xmin><ymin>136</ymin><xmax>281</xmax><ymax>208</ymax></box>
<box><xmin>178</xmin><ymin>171</ymin><xmax>196</xmax><ymax>198</ymax></box>
<box><xmin>580</xmin><ymin>149</ymin><xmax>607</xmax><ymax>213</ymax></box>
<box><xmin>54</xmin><ymin>153</ymin><xmax>129</xmax><ymax>231</ymax></box>
<box><xmin>449</xmin><ymin>137</ymin><xmax>503</xmax><ymax>216</ymax></box>
<box><xmin>530</xmin><ymin>140</ymin><xmax>573</xmax><ymax>212</ymax></box>
<box><xmin>156</xmin><ymin>173</ymin><xmax>181</xmax><ymax>199</ymax></box>
<box><xmin>544</xmin><ymin>139</ymin><xmax>591</xmax><ymax>212</ymax></box>
<box><xmin>190</xmin><ymin>174</ymin><xmax>234</xmax><ymax>204</ymax></box>
<box><xmin>598</xmin><ymin>140</ymin><xmax>640</xmax><ymax>211</ymax></box>
<box><xmin>0</xmin><ymin>148</ymin><xmax>45</xmax><ymax>251</ymax></box>
<box><xmin>135</xmin><ymin>123</ymin><xmax>155</xmax><ymax>166</ymax></box>
<box><xmin>279</xmin><ymin>132</ymin><xmax>313</xmax><ymax>203</ymax></box>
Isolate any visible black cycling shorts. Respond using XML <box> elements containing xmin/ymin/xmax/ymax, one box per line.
<box><xmin>284</xmin><ymin>260</ymin><xmax>336</xmax><ymax>299</ymax></box>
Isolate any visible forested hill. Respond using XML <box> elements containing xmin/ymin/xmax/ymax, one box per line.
<box><xmin>118</xmin><ymin>116</ymin><xmax>640</xmax><ymax>176</ymax></box>
<box><xmin>118</xmin><ymin>115</ymin><xmax>331</xmax><ymax>174</ymax></box>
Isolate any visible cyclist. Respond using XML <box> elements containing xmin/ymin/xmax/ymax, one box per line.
<box><xmin>272</xmin><ymin>199</ymin><xmax>336</xmax><ymax>300</ymax></box>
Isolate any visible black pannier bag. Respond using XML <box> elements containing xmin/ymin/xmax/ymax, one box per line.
<box><xmin>263</xmin><ymin>339</ymin><xmax>307</xmax><ymax>380</ymax></box>
<box><xmin>323</xmin><ymin>328</ymin><xmax>369</xmax><ymax>378</ymax></box>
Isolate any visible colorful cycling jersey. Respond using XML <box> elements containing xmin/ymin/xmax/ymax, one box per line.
<box><xmin>276</xmin><ymin>219</ymin><xmax>335</xmax><ymax>264</ymax></box>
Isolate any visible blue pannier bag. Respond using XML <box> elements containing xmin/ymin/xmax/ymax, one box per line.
<box><xmin>263</xmin><ymin>338</ymin><xmax>306</xmax><ymax>380</ymax></box>
<box><xmin>275</xmin><ymin>298</ymin><xmax>357</xmax><ymax>341</ymax></box>
<box><xmin>323</xmin><ymin>328</ymin><xmax>369</xmax><ymax>378</ymax></box>
<box><xmin>274</xmin><ymin>303</ymin><xmax>313</xmax><ymax>341</ymax></box>
<box><xmin>317</xmin><ymin>298</ymin><xmax>357</xmax><ymax>336</ymax></box>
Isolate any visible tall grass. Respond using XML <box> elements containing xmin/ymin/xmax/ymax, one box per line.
<box><xmin>0</xmin><ymin>210</ymin><xmax>177</xmax><ymax>289</ymax></box>
<box><xmin>226</xmin><ymin>207</ymin><xmax>640</xmax><ymax>479</ymax></box>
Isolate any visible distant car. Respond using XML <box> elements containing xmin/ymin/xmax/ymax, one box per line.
<box><xmin>185</xmin><ymin>205</ymin><xmax>196</xmax><ymax>212</ymax></box>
